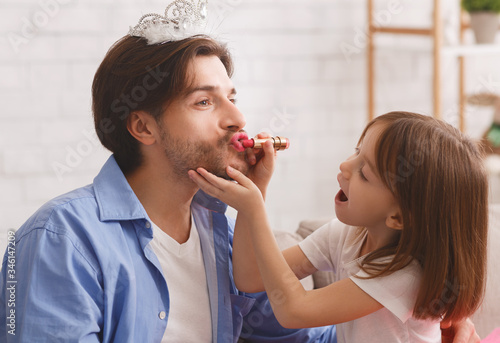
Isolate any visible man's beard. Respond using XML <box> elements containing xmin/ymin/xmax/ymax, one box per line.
<box><xmin>158</xmin><ymin>127</ymin><xmax>249</xmax><ymax>180</ymax></box>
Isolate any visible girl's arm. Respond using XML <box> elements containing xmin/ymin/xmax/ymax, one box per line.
<box><xmin>191</xmin><ymin>139</ymin><xmax>318</xmax><ymax>292</ymax></box>
<box><xmin>231</xmin><ymin>138</ymin><xmax>273</xmax><ymax>291</ymax></box>
<box><xmin>231</xmin><ymin>140</ymin><xmax>319</xmax><ymax>292</ymax></box>
<box><xmin>188</xmin><ymin>166</ymin><xmax>383</xmax><ymax>328</ymax></box>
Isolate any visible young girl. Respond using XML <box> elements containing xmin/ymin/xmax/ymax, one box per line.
<box><xmin>188</xmin><ymin>111</ymin><xmax>488</xmax><ymax>342</ymax></box>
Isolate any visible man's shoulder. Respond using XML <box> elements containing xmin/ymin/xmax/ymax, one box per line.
<box><xmin>18</xmin><ymin>184</ymin><xmax>99</xmax><ymax>238</ymax></box>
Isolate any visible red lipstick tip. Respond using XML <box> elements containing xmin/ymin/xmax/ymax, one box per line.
<box><xmin>230</xmin><ymin>132</ymin><xmax>249</xmax><ymax>152</ymax></box>
<box><xmin>242</xmin><ymin>139</ymin><xmax>254</xmax><ymax>148</ymax></box>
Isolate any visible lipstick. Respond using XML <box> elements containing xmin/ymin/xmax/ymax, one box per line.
<box><xmin>231</xmin><ymin>133</ymin><xmax>290</xmax><ymax>152</ymax></box>
<box><xmin>242</xmin><ymin>137</ymin><xmax>290</xmax><ymax>151</ymax></box>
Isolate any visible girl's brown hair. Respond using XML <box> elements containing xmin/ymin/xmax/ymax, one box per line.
<box><xmin>92</xmin><ymin>35</ymin><xmax>233</xmax><ymax>174</ymax></box>
<box><xmin>357</xmin><ymin>111</ymin><xmax>488</xmax><ymax>323</ymax></box>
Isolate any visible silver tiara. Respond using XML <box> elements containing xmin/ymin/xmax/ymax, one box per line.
<box><xmin>129</xmin><ymin>0</ymin><xmax>208</xmax><ymax>45</ymax></box>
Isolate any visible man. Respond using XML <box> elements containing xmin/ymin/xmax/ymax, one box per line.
<box><xmin>0</xmin><ymin>34</ymin><xmax>479</xmax><ymax>342</ymax></box>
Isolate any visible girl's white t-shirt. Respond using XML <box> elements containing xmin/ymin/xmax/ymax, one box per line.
<box><xmin>149</xmin><ymin>218</ymin><xmax>212</xmax><ymax>343</ymax></box>
<box><xmin>299</xmin><ymin>219</ymin><xmax>441</xmax><ymax>343</ymax></box>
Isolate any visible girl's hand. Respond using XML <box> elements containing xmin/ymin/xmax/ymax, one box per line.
<box><xmin>245</xmin><ymin>135</ymin><xmax>277</xmax><ymax>197</ymax></box>
<box><xmin>188</xmin><ymin>165</ymin><xmax>264</xmax><ymax>213</ymax></box>
<box><xmin>441</xmin><ymin>318</ymin><xmax>480</xmax><ymax>343</ymax></box>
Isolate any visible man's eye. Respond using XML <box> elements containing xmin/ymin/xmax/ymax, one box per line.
<box><xmin>229</xmin><ymin>98</ymin><xmax>237</xmax><ymax>104</ymax></box>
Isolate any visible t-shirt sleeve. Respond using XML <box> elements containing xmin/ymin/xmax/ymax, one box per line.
<box><xmin>298</xmin><ymin>219</ymin><xmax>347</xmax><ymax>273</ymax></box>
<box><xmin>350</xmin><ymin>260</ymin><xmax>422</xmax><ymax>323</ymax></box>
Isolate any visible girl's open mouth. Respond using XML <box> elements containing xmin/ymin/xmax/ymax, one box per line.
<box><xmin>336</xmin><ymin>189</ymin><xmax>348</xmax><ymax>203</ymax></box>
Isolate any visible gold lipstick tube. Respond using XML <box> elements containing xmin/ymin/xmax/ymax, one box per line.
<box><xmin>251</xmin><ymin>136</ymin><xmax>290</xmax><ymax>151</ymax></box>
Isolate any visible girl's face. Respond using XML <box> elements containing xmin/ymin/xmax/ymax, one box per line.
<box><xmin>335</xmin><ymin>123</ymin><xmax>400</xmax><ymax>231</ymax></box>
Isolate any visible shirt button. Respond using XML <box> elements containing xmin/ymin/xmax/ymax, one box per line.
<box><xmin>145</xmin><ymin>221</ymin><xmax>151</xmax><ymax>229</ymax></box>
<box><xmin>159</xmin><ymin>311</ymin><xmax>166</xmax><ymax>320</ymax></box>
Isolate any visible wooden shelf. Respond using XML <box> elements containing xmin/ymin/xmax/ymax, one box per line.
<box><xmin>367</xmin><ymin>0</ymin><xmax>500</xmax><ymax>132</ymax></box>
<box><xmin>372</xmin><ymin>40</ymin><xmax>500</xmax><ymax>56</ymax></box>
<box><xmin>443</xmin><ymin>44</ymin><xmax>500</xmax><ymax>56</ymax></box>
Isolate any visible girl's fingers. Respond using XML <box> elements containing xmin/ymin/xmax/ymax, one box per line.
<box><xmin>189</xmin><ymin>167</ymin><xmax>261</xmax><ymax>210</ymax></box>
<box><xmin>225</xmin><ymin>166</ymin><xmax>254</xmax><ymax>189</ymax></box>
<box><xmin>189</xmin><ymin>166</ymin><xmax>254</xmax><ymax>195</ymax></box>
<box><xmin>191</xmin><ymin>167</ymin><xmax>249</xmax><ymax>191</ymax></box>
<box><xmin>188</xmin><ymin>169</ymin><xmax>226</xmax><ymax>199</ymax></box>
<box><xmin>263</xmin><ymin>140</ymin><xmax>276</xmax><ymax>157</ymax></box>
<box><xmin>260</xmin><ymin>140</ymin><xmax>277</xmax><ymax>169</ymax></box>
<box><xmin>246</xmin><ymin>149</ymin><xmax>257</xmax><ymax>165</ymax></box>
<box><xmin>246</xmin><ymin>133</ymin><xmax>271</xmax><ymax>165</ymax></box>
<box><xmin>195</xmin><ymin>168</ymin><xmax>231</xmax><ymax>188</ymax></box>
<box><xmin>255</xmin><ymin>132</ymin><xmax>272</xmax><ymax>139</ymax></box>
<box><xmin>249</xmin><ymin>132</ymin><xmax>272</xmax><ymax>162</ymax></box>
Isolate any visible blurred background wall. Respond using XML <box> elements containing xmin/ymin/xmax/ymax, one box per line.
<box><xmin>1</xmin><ymin>0</ymin><xmax>499</xmax><ymax>254</ymax></box>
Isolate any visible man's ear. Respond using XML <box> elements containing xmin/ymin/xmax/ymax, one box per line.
<box><xmin>386</xmin><ymin>210</ymin><xmax>404</xmax><ymax>231</ymax></box>
<box><xmin>127</xmin><ymin>111</ymin><xmax>157</xmax><ymax>146</ymax></box>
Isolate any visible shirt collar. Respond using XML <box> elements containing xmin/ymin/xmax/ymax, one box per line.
<box><xmin>192</xmin><ymin>189</ymin><xmax>228</xmax><ymax>214</ymax></box>
<box><xmin>93</xmin><ymin>155</ymin><xmax>228</xmax><ymax>221</ymax></box>
<box><xmin>93</xmin><ymin>155</ymin><xmax>149</xmax><ymax>222</ymax></box>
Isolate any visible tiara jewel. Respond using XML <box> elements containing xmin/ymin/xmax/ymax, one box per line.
<box><xmin>129</xmin><ymin>0</ymin><xmax>208</xmax><ymax>45</ymax></box>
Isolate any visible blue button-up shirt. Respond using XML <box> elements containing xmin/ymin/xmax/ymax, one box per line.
<box><xmin>0</xmin><ymin>155</ymin><xmax>335</xmax><ymax>342</ymax></box>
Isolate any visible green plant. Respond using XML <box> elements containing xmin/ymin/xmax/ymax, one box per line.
<box><xmin>462</xmin><ymin>0</ymin><xmax>500</xmax><ymax>13</ymax></box>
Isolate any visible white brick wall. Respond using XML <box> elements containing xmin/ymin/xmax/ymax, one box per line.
<box><xmin>1</xmin><ymin>0</ymin><xmax>499</xmax><ymax>254</ymax></box>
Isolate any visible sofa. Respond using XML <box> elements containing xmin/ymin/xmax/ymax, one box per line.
<box><xmin>274</xmin><ymin>204</ymin><xmax>500</xmax><ymax>339</ymax></box>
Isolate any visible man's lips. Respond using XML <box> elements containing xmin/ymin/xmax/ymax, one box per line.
<box><xmin>230</xmin><ymin>132</ymin><xmax>249</xmax><ymax>152</ymax></box>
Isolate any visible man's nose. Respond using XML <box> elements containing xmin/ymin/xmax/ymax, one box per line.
<box><xmin>221</xmin><ymin>99</ymin><xmax>246</xmax><ymax>131</ymax></box>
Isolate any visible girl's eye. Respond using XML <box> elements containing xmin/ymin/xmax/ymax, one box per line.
<box><xmin>229</xmin><ymin>98</ymin><xmax>237</xmax><ymax>104</ymax></box>
<box><xmin>359</xmin><ymin>168</ymin><xmax>368</xmax><ymax>181</ymax></box>
<box><xmin>354</xmin><ymin>147</ymin><xmax>360</xmax><ymax>155</ymax></box>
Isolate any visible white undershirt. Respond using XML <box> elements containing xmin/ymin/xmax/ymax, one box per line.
<box><xmin>149</xmin><ymin>217</ymin><xmax>212</xmax><ymax>342</ymax></box>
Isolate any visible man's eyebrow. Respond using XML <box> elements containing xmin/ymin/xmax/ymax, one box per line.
<box><xmin>184</xmin><ymin>85</ymin><xmax>237</xmax><ymax>96</ymax></box>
